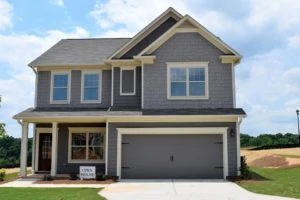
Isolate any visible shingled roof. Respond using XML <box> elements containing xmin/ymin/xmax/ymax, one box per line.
<box><xmin>28</xmin><ymin>38</ymin><xmax>130</xmax><ymax>67</ymax></box>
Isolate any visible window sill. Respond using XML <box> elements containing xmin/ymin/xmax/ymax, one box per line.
<box><xmin>68</xmin><ymin>160</ymin><xmax>105</xmax><ymax>164</ymax></box>
<box><xmin>50</xmin><ymin>100</ymin><xmax>70</xmax><ymax>104</ymax></box>
<box><xmin>167</xmin><ymin>96</ymin><xmax>209</xmax><ymax>100</ymax></box>
<box><xmin>120</xmin><ymin>92</ymin><xmax>136</xmax><ymax>96</ymax></box>
<box><xmin>80</xmin><ymin>100</ymin><xmax>102</xmax><ymax>104</ymax></box>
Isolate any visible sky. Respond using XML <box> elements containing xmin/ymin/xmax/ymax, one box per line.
<box><xmin>0</xmin><ymin>0</ymin><xmax>299</xmax><ymax>137</ymax></box>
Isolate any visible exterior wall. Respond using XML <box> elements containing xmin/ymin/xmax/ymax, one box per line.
<box><xmin>107</xmin><ymin>122</ymin><xmax>237</xmax><ymax>177</ymax></box>
<box><xmin>113</xmin><ymin>67</ymin><xmax>141</xmax><ymax>108</ymax></box>
<box><xmin>36</xmin><ymin>70</ymin><xmax>111</xmax><ymax>109</ymax></box>
<box><xmin>143</xmin><ymin>32</ymin><xmax>234</xmax><ymax>109</ymax></box>
<box><xmin>36</xmin><ymin>123</ymin><xmax>106</xmax><ymax>174</ymax></box>
<box><xmin>121</xmin><ymin>17</ymin><xmax>177</xmax><ymax>59</ymax></box>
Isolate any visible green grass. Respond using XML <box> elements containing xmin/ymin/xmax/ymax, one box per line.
<box><xmin>1</xmin><ymin>170</ymin><xmax>32</xmax><ymax>183</ymax></box>
<box><xmin>0</xmin><ymin>188</ymin><xmax>105</xmax><ymax>200</ymax></box>
<box><xmin>238</xmin><ymin>167</ymin><xmax>300</xmax><ymax>199</ymax></box>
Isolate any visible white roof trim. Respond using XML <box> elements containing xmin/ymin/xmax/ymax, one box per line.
<box><xmin>138</xmin><ymin>15</ymin><xmax>241</xmax><ymax>59</ymax></box>
<box><xmin>107</xmin><ymin>7</ymin><xmax>182</xmax><ymax>60</ymax></box>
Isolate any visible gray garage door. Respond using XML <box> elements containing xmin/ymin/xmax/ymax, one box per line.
<box><xmin>121</xmin><ymin>134</ymin><xmax>223</xmax><ymax>179</ymax></box>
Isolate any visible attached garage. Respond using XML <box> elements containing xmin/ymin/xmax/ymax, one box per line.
<box><xmin>116</xmin><ymin>127</ymin><xmax>228</xmax><ymax>179</ymax></box>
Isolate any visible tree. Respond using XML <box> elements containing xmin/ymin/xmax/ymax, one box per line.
<box><xmin>0</xmin><ymin>123</ymin><xmax>7</xmax><ymax>138</ymax></box>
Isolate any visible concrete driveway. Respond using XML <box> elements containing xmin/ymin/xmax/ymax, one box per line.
<box><xmin>100</xmin><ymin>180</ymin><xmax>298</xmax><ymax>200</ymax></box>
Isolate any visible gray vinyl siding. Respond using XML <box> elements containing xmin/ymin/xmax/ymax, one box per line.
<box><xmin>121</xmin><ymin>17</ymin><xmax>177</xmax><ymax>59</ymax></box>
<box><xmin>143</xmin><ymin>32</ymin><xmax>234</xmax><ymax>109</ymax></box>
<box><xmin>107</xmin><ymin>122</ymin><xmax>237</xmax><ymax>177</ymax></box>
<box><xmin>113</xmin><ymin>67</ymin><xmax>141</xmax><ymax>108</ymax></box>
<box><xmin>36</xmin><ymin>70</ymin><xmax>111</xmax><ymax>108</ymax></box>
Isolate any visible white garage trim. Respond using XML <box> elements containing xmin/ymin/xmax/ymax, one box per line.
<box><xmin>116</xmin><ymin>127</ymin><xmax>229</xmax><ymax>179</ymax></box>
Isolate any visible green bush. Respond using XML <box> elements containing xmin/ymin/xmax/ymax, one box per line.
<box><xmin>0</xmin><ymin>168</ymin><xmax>6</xmax><ymax>181</ymax></box>
<box><xmin>240</xmin><ymin>156</ymin><xmax>251</xmax><ymax>179</ymax></box>
<box><xmin>43</xmin><ymin>174</ymin><xmax>54</xmax><ymax>181</ymax></box>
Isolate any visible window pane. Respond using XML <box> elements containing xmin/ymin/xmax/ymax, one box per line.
<box><xmin>84</xmin><ymin>88</ymin><xmax>98</xmax><ymax>100</ymax></box>
<box><xmin>88</xmin><ymin>147</ymin><xmax>103</xmax><ymax>160</ymax></box>
<box><xmin>88</xmin><ymin>133</ymin><xmax>103</xmax><ymax>146</ymax></box>
<box><xmin>72</xmin><ymin>133</ymin><xmax>86</xmax><ymax>146</ymax></box>
<box><xmin>84</xmin><ymin>74</ymin><xmax>99</xmax><ymax>87</ymax></box>
<box><xmin>121</xmin><ymin>70</ymin><xmax>134</xmax><ymax>93</ymax></box>
<box><xmin>53</xmin><ymin>88</ymin><xmax>67</xmax><ymax>100</ymax></box>
<box><xmin>72</xmin><ymin>147</ymin><xmax>86</xmax><ymax>159</ymax></box>
<box><xmin>190</xmin><ymin>82</ymin><xmax>205</xmax><ymax>96</ymax></box>
<box><xmin>189</xmin><ymin>68</ymin><xmax>205</xmax><ymax>81</ymax></box>
<box><xmin>54</xmin><ymin>74</ymin><xmax>68</xmax><ymax>87</ymax></box>
<box><xmin>171</xmin><ymin>82</ymin><xmax>186</xmax><ymax>96</ymax></box>
<box><xmin>171</xmin><ymin>68</ymin><xmax>186</xmax><ymax>81</ymax></box>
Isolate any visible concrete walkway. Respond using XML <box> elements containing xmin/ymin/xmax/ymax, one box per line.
<box><xmin>0</xmin><ymin>178</ymin><xmax>108</xmax><ymax>188</ymax></box>
<box><xmin>100</xmin><ymin>180</ymin><xmax>299</xmax><ymax>200</ymax></box>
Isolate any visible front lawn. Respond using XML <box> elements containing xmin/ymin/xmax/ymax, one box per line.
<box><xmin>0</xmin><ymin>188</ymin><xmax>105</xmax><ymax>200</ymax></box>
<box><xmin>238</xmin><ymin>167</ymin><xmax>300</xmax><ymax>199</ymax></box>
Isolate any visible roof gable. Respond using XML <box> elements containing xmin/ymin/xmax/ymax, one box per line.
<box><xmin>108</xmin><ymin>7</ymin><xmax>182</xmax><ymax>59</ymax></box>
<box><xmin>138</xmin><ymin>15</ymin><xmax>241</xmax><ymax>58</ymax></box>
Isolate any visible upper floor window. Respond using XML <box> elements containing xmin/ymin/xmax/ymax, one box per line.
<box><xmin>51</xmin><ymin>71</ymin><xmax>70</xmax><ymax>103</ymax></box>
<box><xmin>120</xmin><ymin>67</ymin><xmax>136</xmax><ymax>95</ymax></box>
<box><xmin>81</xmin><ymin>71</ymin><xmax>102</xmax><ymax>103</ymax></box>
<box><xmin>167</xmin><ymin>62</ymin><xmax>209</xmax><ymax>99</ymax></box>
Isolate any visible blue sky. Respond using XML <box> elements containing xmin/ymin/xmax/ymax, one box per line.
<box><xmin>0</xmin><ymin>0</ymin><xmax>299</xmax><ymax>137</ymax></box>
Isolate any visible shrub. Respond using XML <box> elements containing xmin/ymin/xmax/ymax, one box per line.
<box><xmin>0</xmin><ymin>168</ymin><xmax>6</xmax><ymax>181</ymax></box>
<box><xmin>240</xmin><ymin>156</ymin><xmax>251</xmax><ymax>179</ymax></box>
<box><xmin>43</xmin><ymin>174</ymin><xmax>54</xmax><ymax>181</ymax></box>
<box><xmin>96</xmin><ymin>173</ymin><xmax>108</xmax><ymax>181</ymax></box>
<box><xmin>69</xmin><ymin>173</ymin><xmax>78</xmax><ymax>180</ymax></box>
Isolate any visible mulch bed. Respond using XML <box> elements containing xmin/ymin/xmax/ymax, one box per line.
<box><xmin>34</xmin><ymin>177</ymin><xmax>114</xmax><ymax>184</ymax></box>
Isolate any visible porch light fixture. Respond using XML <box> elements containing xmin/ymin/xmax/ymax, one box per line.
<box><xmin>230</xmin><ymin>128</ymin><xmax>235</xmax><ymax>137</ymax></box>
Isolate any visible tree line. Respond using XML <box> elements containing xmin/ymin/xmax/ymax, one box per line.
<box><xmin>241</xmin><ymin>133</ymin><xmax>299</xmax><ymax>148</ymax></box>
<box><xmin>0</xmin><ymin>123</ymin><xmax>32</xmax><ymax>168</ymax></box>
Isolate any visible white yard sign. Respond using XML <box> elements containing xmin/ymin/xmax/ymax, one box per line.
<box><xmin>79</xmin><ymin>166</ymin><xmax>96</xmax><ymax>179</ymax></box>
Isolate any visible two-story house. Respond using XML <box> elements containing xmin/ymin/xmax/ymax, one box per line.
<box><xmin>14</xmin><ymin>7</ymin><xmax>246</xmax><ymax>179</ymax></box>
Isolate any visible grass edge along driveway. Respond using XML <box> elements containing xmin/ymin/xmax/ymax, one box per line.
<box><xmin>237</xmin><ymin>167</ymin><xmax>300</xmax><ymax>199</ymax></box>
<box><xmin>0</xmin><ymin>187</ymin><xmax>105</xmax><ymax>200</ymax></box>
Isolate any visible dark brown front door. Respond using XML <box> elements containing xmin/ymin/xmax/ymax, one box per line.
<box><xmin>38</xmin><ymin>133</ymin><xmax>52</xmax><ymax>171</ymax></box>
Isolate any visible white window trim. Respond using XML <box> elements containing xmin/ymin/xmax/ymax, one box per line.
<box><xmin>50</xmin><ymin>70</ymin><xmax>71</xmax><ymax>104</ymax></box>
<box><xmin>80</xmin><ymin>70</ymin><xmax>102</xmax><ymax>104</ymax></box>
<box><xmin>68</xmin><ymin>127</ymin><xmax>105</xmax><ymax>164</ymax></box>
<box><xmin>116</xmin><ymin>127</ymin><xmax>228</xmax><ymax>180</ymax></box>
<box><xmin>120</xmin><ymin>67</ymin><xmax>136</xmax><ymax>96</ymax></box>
<box><xmin>167</xmin><ymin>62</ymin><xmax>209</xmax><ymax>100</ymax></box>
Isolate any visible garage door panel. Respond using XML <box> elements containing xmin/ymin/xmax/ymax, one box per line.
<box><xmin>122</xmin><ymin>135</ymin><xmax>173</xmax><ymax>179</ymax></box>
<box><xmin>121</xmin><ymin>134</ymin><xmax>223</xmax><ymax>179</ymax></box>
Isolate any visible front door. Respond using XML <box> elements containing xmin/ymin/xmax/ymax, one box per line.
<box><xmin>38</xmin><ymin>133</ymin><xmax>52</xmax><ymax>171</ymax></box>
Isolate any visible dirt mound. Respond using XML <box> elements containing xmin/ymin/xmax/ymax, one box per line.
<box><xmin>249</xmin><ymin>155</ymin><xmax>288</xmax><ymax>168</ymax></box>
<box><xmin>242</xmin><ymin>147</ymin><xmax>300</xmax><ymax>168</ymax></box>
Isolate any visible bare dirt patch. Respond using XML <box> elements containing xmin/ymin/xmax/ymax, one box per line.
<box><xmin>241</xmin><ymin>147</ymin><xmax>300</xmax><ymax>168</ymax></box>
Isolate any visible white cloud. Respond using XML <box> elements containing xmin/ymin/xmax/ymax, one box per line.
<box><xmin>0</xmin><ymin>0</ymin><xmax>13</xmax><ymax>31</ymax></box>
<box><xmin>288</xmin><ymin>35</ymin><xmax>300</xmax><ymax>48</ymax></box>
<box><xmin>0</xmin><ymin>27</ymin><xmax>89</xmax><ymax>137</ymax></box>
<box><xmin>49</xmin><ymin>0</ymin><xmax>64</xmax><ymax>7</ymax></box>
<box><xmin>90</xmin><ymin>0</ymin><xmax>191</xmax><ymax>33</ymax></box>
<box><xmin>247</xmin><ymin>0</ymin><xmax>300</xmax><ymax>32</ymax></box>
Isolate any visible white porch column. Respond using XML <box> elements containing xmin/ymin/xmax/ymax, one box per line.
<box><xmin>31</xmin><ymin>124</ymin><xmax>36</xmax><ymax>174</ymax></box>
<box><xmin>51</xmin><ymin>122</ymin><xmax>58</xmax><ymax>176</ymax></box>
<box><xmin>20</xmin><ymin>122</ymin><xmax>29</xmax><ymax>177</ymax></box>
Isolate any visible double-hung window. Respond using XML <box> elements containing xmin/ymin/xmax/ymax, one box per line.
<box><xmin>167</xmin><ymin>62</ymin><xmax>209</xmax><ymax>99</ymax></box>
<box><xmin>81</xmin><ymin>71</ymin><xmax>102</xmax><ymax>103</ymax></box>
<box><xmin>68</xmin><ymin>128</ymin><xmax>105</xmax><ymax>163</ymax></box>
<box><xmin>51</xmin><ymin>71</ymin><xmax>70</xmax><ymax>103</ymax></box>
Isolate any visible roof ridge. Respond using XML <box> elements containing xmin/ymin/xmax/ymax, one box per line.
<box><xmin>64</xmin><ymin>38</ymin><xmax>131</xmax><ymax>40</ymax></box>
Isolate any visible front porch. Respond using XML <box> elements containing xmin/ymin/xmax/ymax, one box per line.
<box><xmin>19</xmin><ymin>122</ymin><xmax>107</xmax><ymax>177</ymax></box>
